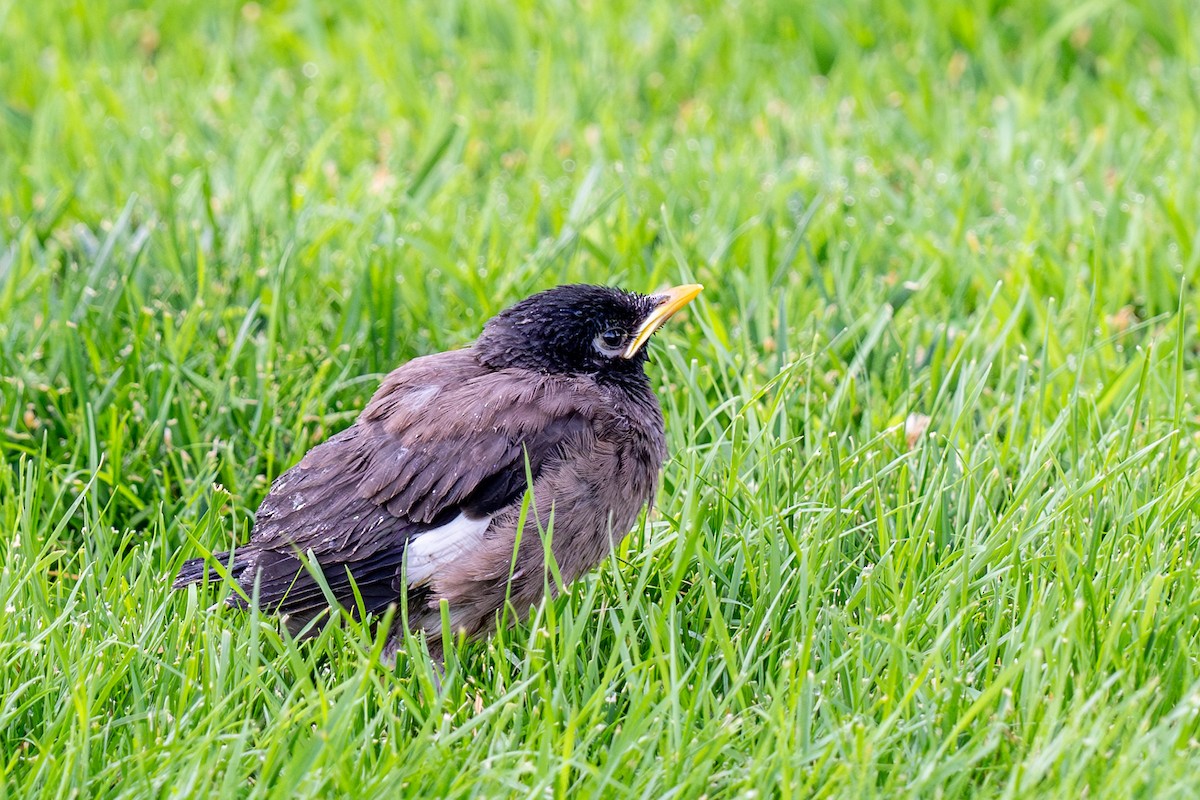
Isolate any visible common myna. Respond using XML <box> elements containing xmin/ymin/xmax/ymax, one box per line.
<box><xmin>174</xmin><ymin>283</ymin><xmax>702</xmax><ymax>660</ymax></box>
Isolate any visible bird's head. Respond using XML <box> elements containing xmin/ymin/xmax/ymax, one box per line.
<box><xmin>475</xmin><ymin>283</ymin><xmax>703</xmax><ymax>377</ymax></box>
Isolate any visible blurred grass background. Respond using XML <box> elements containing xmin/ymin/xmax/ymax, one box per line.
<box><xmin>3</xmin><ymin>0</ymin><xmax>1200</xmax><ymax>797</ymax></box>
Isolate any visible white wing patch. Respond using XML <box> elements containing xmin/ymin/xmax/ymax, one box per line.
<box><xmin>403</xmin><ymin>512</ymin><xmax>491</xmax><ymax>587</ymax></box>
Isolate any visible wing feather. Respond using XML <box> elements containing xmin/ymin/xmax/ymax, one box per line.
<box><xmin>183</xmin><ymin>350</ymin><xmax>598</xmax><ymax>626</ymax></box>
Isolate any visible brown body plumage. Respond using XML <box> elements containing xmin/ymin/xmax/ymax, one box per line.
<box><xmin>173</xmin><ymin>283</ymin><xmax>700</xmax><ymax>660</ymax></box>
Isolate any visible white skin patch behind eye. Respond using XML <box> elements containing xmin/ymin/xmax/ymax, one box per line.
<box><xmin>593</xmin><ymin>330</ymin><xmax>627</xmax><ymax>357</ymax></box>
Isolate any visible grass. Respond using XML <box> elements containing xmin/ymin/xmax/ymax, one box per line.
<box><xmin>3</xmin><ymin>0</ymin><xmax>1200</xmax><ymax>796</ymax></box>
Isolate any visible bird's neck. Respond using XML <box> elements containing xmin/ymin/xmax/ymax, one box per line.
<box><xmin>597</xmin><ymin>366</ymin><xmax>661</xmax><ymax>419</ymax></box>
<box><xmin>598</xmin><ymin>364</ymin><xmax>653</xmax><ymax>394</ymax></box>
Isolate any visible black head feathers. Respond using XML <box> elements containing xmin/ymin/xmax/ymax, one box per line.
<box><xmin>475</xmin><ymin>284</ymin><xmax>693</xmax><ymax>376</ymax></box>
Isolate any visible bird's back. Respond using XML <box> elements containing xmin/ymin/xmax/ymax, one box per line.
<box><xmin>175</xmin><ymin>348</ymin><xmax>666</xmax><ymax>652</ymax></box>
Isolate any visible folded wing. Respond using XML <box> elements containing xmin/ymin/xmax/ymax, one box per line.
<box><xmin>173</xmin><ymin>350</ymin><xmax>595</xmax><ymax>627</ymax></box>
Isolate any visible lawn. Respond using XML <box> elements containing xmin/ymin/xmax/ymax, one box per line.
<box><xmin>3</xmin><ymin>0</ymin><xmax>1200</xmax><ymax>796</ymax></box>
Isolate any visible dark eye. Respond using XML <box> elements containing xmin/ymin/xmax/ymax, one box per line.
<box><xmin>594</xmin><ymin>328</ymin><xmax>626</xmax><ymax>354</ymax></box>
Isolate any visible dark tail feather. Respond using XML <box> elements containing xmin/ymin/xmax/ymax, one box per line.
<box><xmin>172</xmin><ymin>551</ymin><xmax>248</xmax><ymax>589</ymax></box>
<box><xmin>172</xmin><ymin>547</ymin><xmax>409</xmax><ymax>634</ymax></box>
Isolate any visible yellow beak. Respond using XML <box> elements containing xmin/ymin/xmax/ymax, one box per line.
<box><xmin>622</xmin><ymin>284</ymin><xmax>703</xmax><ymax>358</ymax></box>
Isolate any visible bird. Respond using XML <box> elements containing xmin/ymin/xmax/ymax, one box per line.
<box><xmin>173</xmin><ymin>282</ymin><xmax>702</xmax><ymax>662</ymax></box>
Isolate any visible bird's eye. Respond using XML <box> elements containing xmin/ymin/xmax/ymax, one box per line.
<box><xmin>594</xmin><ymin>328</ymin><xmax>627</xmax><ymax>355</ymax></box>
